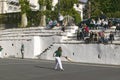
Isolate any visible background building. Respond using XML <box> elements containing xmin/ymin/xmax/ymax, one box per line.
<box><xmin>0</xmin><ymin>0</ymin><xmax>39</xmax><ymax>14</ymax></box>
<box><xmin>0</xmin><ymin>0</ymin><xmax>86</xmax><ymax>20</ymax></box>
<box><xmin>0</xmin><ymin>0</ymin><xmax>8</xmax><ymax>14</ymax></box>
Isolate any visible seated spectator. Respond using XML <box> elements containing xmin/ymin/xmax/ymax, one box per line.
<box><xmin>115</xmin><ymin>23</ymin><xmax>120</xmax><ymax>34</ymax></box>
<box><xmin>61</xmin><ymin>26</ymin><xmax>65</xmax><ymax>32</ymax></box>
<box><xmin>52</xmin><ymin>20</ymin><xmax>57</xmax><ymax>27</ymax></box>
<box><xmin>104</xmin><ymin>36</ymin><xmax>109</xmax><ymax>44</ymax></box>
<box><xmin>98</xmin><ymin>31</ymin><xmax>105</xmax><ymax>43</ymax></box>
<box><xmin>46</xmin><ymin>19</ymin><xmax>53</xmax><ymax>29</ymax></box>
<box><xmin>83</xmin><ymin>24</ymin><xmax>89</xmax><ymax>37</ymax></box>
<box><xmin>89</xmin><ymin>31</ymin><xmax>94</xmax><ymax>42</ymax></box>
<box><xmin>79</xmin><ymin>31</ymin><xmax>84</xmax><ymax>40</ymax></box>
<box><xmin>85</xmin><ymin>37</ymin><xmax>91</xmax><ymax>44</ymax></box>
<box><xmin>46</xmin><ymin>20</ymin><xmax>58</xmax><ymax>29</ymax></box>
<box><xmin>94</xmin><ymin>32</ymin><xmax>98</xmax><ymax>42</ymax></box>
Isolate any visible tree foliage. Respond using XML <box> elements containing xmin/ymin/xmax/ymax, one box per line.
<box><xmin>38</xmin><ymin>0</ymin><xmax>53</xmax><ymax>26</ymax></box>
<box><xmin>38</xmin><ymin>0</ymin><xmax>81</xmax><ymax>25</ymax></box>
<box><xmin>19</xmin><ymin>0</ymin><xmax>31</xmax><ymax>14</ymax></box>
<box><xmin>56</xmin><ymin>0</ymin><xmax>81</xmax><ymax>24</ymax></box>
<box><xmin>87</xmin><ymin>0</ymin><xmax>120</xmax><ymax>18</ymax></box>
<box><xmin>19</xmin><ymin>0</ymin><xmax>31</xmax><ymax>27</ymax></box>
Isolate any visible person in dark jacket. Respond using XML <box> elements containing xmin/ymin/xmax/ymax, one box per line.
<box><xmin>0</xmin><ymin>46</ymin><xmax>3</xmax><ymax>58</ymax></box>
<box><xmin>21</xmin><ymin>44</ymin><xmax>24</xmax><ymax>59</ymax></box>
<box><xmin>109</xmin><ymin>31</ymin><xmax>114</xmax><ymax>43</ymax></box>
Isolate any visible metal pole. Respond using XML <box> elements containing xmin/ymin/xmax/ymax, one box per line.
<box><xmin>58</xmin><ymin>0</ymin><xmax>60</xmax><ymax>20</ymax></box>
<box><xmin>88</xmin><ymin>1</ymin><xmax>91</xmax><ymax>18</ymax></box>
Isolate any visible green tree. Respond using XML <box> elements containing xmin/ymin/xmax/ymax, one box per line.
<box><xmin>38</xmin><ymin>0</ymin><xmax>52</xmax><ymax>27</ymax></box>
<box><xmin>56</xmin><ymin>0</ymin><xmax>81</xmax><ymax>25</ymax></box>
<box><xmin>19</xmin><ymin>0</ymin><xmax>31</xmax><ymax>27</ymax></box>
<box><xmin>87</xmin><ymin>0</ymin><xmax>120</xmax><ymax>18</ymax></box>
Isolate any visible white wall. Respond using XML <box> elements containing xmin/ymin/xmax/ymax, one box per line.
<box><xmin>33</xmin><ymin>36</ymin><xmax>55</xmax><ymax>58</ymax></box>
<box><xmin>0</xmin><ymin>35</ymin><xmax>56</xmax><ymax>59</ymax></box>
<box><xmin>0</xmin><ymin>30</ymin><xmax>120</xmax><ymax>65</ymax></box>
<box><xmin>0</xmin><ymin>39</ymin><xmax>33</xmax><ymax>58</ymax></box>
<box><xmin>40</xmin><ymin>43</ymin><xmax>120</xmax><ymax>65</ymax></box>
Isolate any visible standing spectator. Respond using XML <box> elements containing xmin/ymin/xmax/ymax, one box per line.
<box><xmin>0</xmin><ymin>46</ymin><xmax>3</xmax><ymax>58</ymax></box>
<box><xmin>108</xmin><ymin>20</ymin><xmax>112</xmax><ymax>28</ymax></box>
<box><xmin>103</xmin><ymin>19</ymin><xmax>108</xmax><ymax>29</ymax></box>
<box><xmin>109</xmin><ymin>31</ymin><xmax>114</xmax><ymax>43</ymax></box>
<box><xmin>77</xmin><ymin>28</ymin><xmax>80</xmax><ymax>40</ymax></box>
<box><xmin>21</xmin><ymin>44</ymin><xmax>24</xmax><ymax>59</ymax></box>
<box><xmin>58</xmin><ymin>14</ymin><xmax>64</xmax><ymax>26</ymax></box>
<box><xmin>90</xmin><ymin>19</ymin><xmax>96</xmax><ymax>29</ymax></box>
<box><xmin>53</xmin><ymin>47</ymin><xmax>64</xmax><ymax>71</ymax></box>
<box><xmin>96</xmin><ymin>18</ymin><xmax>102</xmax><ymax>29</ymax></box>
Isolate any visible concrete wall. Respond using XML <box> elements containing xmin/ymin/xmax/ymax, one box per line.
<box><xmin>40</xmin><ymin>43</ymin><xmax>120</xmax><ymax>65</ymax></box>
<box><xmin>0</xmin><ymin>34</ymin><xmax>120</xmax><ymax>65</ymax></box>
<box><xmin>0</xmin><ymin>36</ymin><xmax>56</xmax><ymax>59</ymax></box>
<box><xmin>0</xmin><ymin>39</ymin><xmax>33</xmax><ymax>58</ymax></box>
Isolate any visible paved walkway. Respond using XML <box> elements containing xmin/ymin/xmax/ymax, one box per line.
<box><xmin>0</xmin><ymin>58</ymin><xmax>120</xmax><ymax>80</ymax></box>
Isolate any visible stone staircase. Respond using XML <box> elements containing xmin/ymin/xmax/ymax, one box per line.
<box><xmin>0</xmin><ymin>26</ymin><xmax>63</xmax><ymax>41</ymax></box>
<box><xmin>0</xmin><ymin>26</ymin><xmax>119</xmax><ymax>44</ymax></box>
<box><xmin>0</xmin><ymin>26</ymin><xmax>78</xmax><ymax>42</ymax></box>
<box><xmin>0</xmin><ymin>26</ymin><xmax>119</xmax><ymax>59</ymax></box>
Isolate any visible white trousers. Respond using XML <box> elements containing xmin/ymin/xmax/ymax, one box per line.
<box><xmin>54</xmin><ymin>57</ymin><xmax>63</xmax><ymax>70</ymax></box>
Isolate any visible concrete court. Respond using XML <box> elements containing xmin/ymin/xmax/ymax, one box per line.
<box><xmin>0</xmin><ymin>58</ymin><xmax>120</xmax><ymax>80</ymax></box>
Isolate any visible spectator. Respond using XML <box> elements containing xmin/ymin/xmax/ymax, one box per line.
<box><xmin>83</xmin><ymin>24</ymin><xmax>89</xmax><ymax>37</ymax></box>
<box><xmin>94</xmin><ymin>32</ymin><xmax>98</xmax><ymax>42</ymax></box>
<box><xmin>79</xmin><ymin>31</ymin><xmax>84</xmax><ymax>40</ymax></box>
<box><xmin>90</xmin><ymin>19</ymin><xmax>96</xmax><ymax>29</ymax></box>
<box><xmin>58</xmin><ymin>14</ymin><xmax>64</xmax><ymax>26</ymax></box>
<box><xmin>77</xmin><ymin>29</ymin><xmax>80</xmax><ymax>40</ymax></box>
<box><xmin>115</xmin><ymin>23</ymin><xmax>120</xmax><ymax>34</ymax></box>
<box><xmin>52</xmin><ymin>20</ymin><xmax>58</xmax><ymax>27</ymax></box>
<box><xmin>102</xmin><ymin>19</ymin><xmax>108</xmax><ymax>29</ymax></box>
<box><xmin>98</xmin><ymin>31</ymin><xmax>105</xmax><ymax>43</ymax></box>
<box><xmin>61</xmin><ymin>26</ymin><xmax>65</xmax><ymax>32</ymax></box>
<box><xmin>0</xmin><ymin>46</ymin><xmax>3</xmax><ymax>58</ymax></box>
<box><xmin>21</xmin><ymin>44</ymin><xmax>24</xmax><ymax>59</ymax></box>
<box><xmin>46</xmin><ymin>19</ymin><xmax>53</xmax><ymax>29</ymax></box>
<box><xmin>89</xmin><ymin>31</ymin><xmax>94</xmax><ymax>42</ymax></box>
<box><xmin>96</xmin><ymin>18</ymin><xmax>102</xmax><ymax>29</ymax></box>
<box><xmin>109</xmin><ymin>31</ymin><xmax>114</xmax><ymax>43</ymax></box>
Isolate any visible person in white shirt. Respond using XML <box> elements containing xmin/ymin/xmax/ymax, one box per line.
<box><xmin>58</xmin><ymin>14</ymin><xmax>64</xmax><ymax>26</ymax></box>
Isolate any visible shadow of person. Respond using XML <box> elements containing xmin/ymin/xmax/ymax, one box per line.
<box><xmin>35</xmin><ymin>65</ymin><xmax>55</xmax><ymax>71</ymax></box>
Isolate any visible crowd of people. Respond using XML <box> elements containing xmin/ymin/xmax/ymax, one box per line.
<box><xmin>45</xmin><ymin>15</ymin><xmax>119</xmax><ymax>44</ymax></box>
<box><xmin>46</xmin><ymin>14</ymin><xmax>66</xmax><ymax>32</ymax></box>
<box><xmin>77</xmin><ymin>18</ymin><xmax>116</xmax><ymax>44</ymax></box>
<box><xmin>46</xmin><ymin>14</ymin><xmax>64</xmax><ymax>29</ymax></box>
